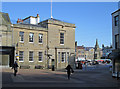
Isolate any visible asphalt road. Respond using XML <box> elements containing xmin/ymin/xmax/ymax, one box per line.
<box><xmin>1</xmin><ymin>64</ymin><xmax>120</xmax><ymax>89</ymax></box>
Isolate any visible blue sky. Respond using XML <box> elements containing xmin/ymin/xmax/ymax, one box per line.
<box><xmin>2</xmin><ymin>2</ymin><xmax>118</xmax><ymax>48</ymax></box>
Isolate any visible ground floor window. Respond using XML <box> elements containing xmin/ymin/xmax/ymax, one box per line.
<box><xmin>67</xmin><ymin>52</ymin><xmax>69</xmax><ymax>63</ymax></box>
<box><xmin>58</xmin><ymin>52</ymin><xmax>60</xmax><ymax>63</ymax></box>
<box><xmin>19</xmin><ymin>51</ymin><xmax>24</xmax><ymax>62</ymax></box>
<box><xmin>61</xmin><ymin>52</ymin><xmax>66</xmax><ymax>63</ymax></box>
<box><xmin>29</xmin><ymin>51</ymin><xmax>33</xmax><ymax>62</ymax></box>
<box><xmin>39</xmin><ymin>52</ymin><xmax>43</xmax><ymax>62</ymax></box>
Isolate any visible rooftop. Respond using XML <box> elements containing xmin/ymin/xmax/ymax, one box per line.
<box><xmin>39</xmin><ymin>18</ymin><xmax>76</xmax><ymax>28</ymax></box>
<box><xmin>0</xmin><ymin>12</ymin><xmax>11</xmax><ymax>25</ymax></box>
<box><xmin>84</xmin><ymin>47</ymin><xmax>94</xmax><ymax>51</ymax></box>
<box><xmin>111</xmin><ymin>9</ymin><xmax>120</xmax><ymax>15</ymax></box>
<box><xmin>77</xmin><ymin>46</ymin><xmax>84</xmax><ymax>49</ymax></box>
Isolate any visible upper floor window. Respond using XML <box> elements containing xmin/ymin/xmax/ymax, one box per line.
<box><xmin>114</xmin><ymin>15</ymin><xmax>119</xmax><ymax>26</ymax></box>
<box><xmin>19</xmin><ymin>51</ymin><xmax>24</xmax><ymax>62</ymax></box>
<box><xmin>19</xmin><ymin>32</ymin><xmax>24</xmax><ymax>42</ymax></box>
<box><xmin>29</xmin><ymin>33</ymin><xmax>34</xmax><ymax>42</ymax></box>
<box><xmin>115</xmin><ymin>34</ymin><xmax>119</xmax><ymax>49</ymax></box>
<box><xmin>60</xmin><ymin>33</ymin><xmax>64</xmax><ymax>45</ymax></box>
<box><xmin>29</xmin><ymin>51</ymin><xmax>34</xmax><ymax>62</ymax></box>
<box><xmin>39</xmin><ymin>34</ymin><xmax>43</xmax><ymax>43</ymax></box>
<box><xmin>38</xmin><ymin>52</ymin><xmax>43</xmax><ymax>62</ymax></box>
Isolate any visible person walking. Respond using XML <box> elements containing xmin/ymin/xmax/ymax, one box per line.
<box><xmin>65</xmin><ymin>65</ymin><xmax>74</xmax><ymax>80</ymax></box>
<box><xmin>12</xmin><ymin>61</ymin><xmax>19</xmax><ymax>76</ymax></box>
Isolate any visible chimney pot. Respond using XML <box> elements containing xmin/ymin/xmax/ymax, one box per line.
<box><xmin>37</xmin><ymin>14</ymin><xmax>39</xmax><ymax>17</ymax></box>
<box><xmin>17</xmin><ymin>18</ymin><xmax>20</xmax><ymax>23</ymax></box>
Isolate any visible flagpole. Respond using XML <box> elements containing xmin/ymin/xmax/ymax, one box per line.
<box><xmin>51</xmin><ymin>0</ymin><xmax>53</xmax><ymax>18</ymax></box>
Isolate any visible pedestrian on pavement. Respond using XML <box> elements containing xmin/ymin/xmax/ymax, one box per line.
<box><xmin>65</xmin><ymin>65</ymin><xmax>74</xmax><ymax>80</ymax></box>
<box><xmin>12</xmin><ymin>60</ymin><xmax>19</xmax><ymax>76</ymax></box>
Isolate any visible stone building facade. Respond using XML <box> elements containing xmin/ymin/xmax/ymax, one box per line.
<box><xmin>75</xmin><ymin>39</ymin><xmax>102</xmax><ymax>62</ymax></box>
<box><xmin>109</xmin><ymin>9</ymin><xmax>120</xmax><ymax>78</ymax></box>
<box><xmin>84</xmin><ymin>47</ymin><xmax>94</xmax><ymax>60</ymax></box>
<box><xmin>1</xmin><ymin>13</ymin><xmax>76</xmax><ymax>69</ymax></box>
<box><xmin>75</xmin><ymin>45</ymin><xmax>94</xmax><ymax>61</ymax></box>
<box><xmin>13</xmin><ymin>24</ymin><xmax>48</xmax><ymax>69</ymax></box>
<box><xmin>76</xmin><ymin>46</ymin><xmax>85</xmax><ymax>61</ymax></box>
<box><xmin>0</xmin><ymin>12</ymin><xmax>15</xmax><ymax>67</ymax></box>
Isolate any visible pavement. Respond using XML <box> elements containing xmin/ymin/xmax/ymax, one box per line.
<box><xmin>1</xmin><ymin>64</ymin><xmax>120</xmax><ymax>89</ymax></box>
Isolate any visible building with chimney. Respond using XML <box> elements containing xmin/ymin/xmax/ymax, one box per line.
<box><xmin>0</xmin><ymin>13</ymin><xmax>76</xmax><ymax>69</ymax></box>
<box><xmin>17</xmin><ymin>14</ymin><xmax>40</xmax><ymax>25</ymax></box>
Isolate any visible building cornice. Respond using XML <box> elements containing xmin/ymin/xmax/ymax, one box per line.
<box><xmin>40</xmin><ymin>18</ymin><xmax>76</xmax><ymax>28</ymax></box>
<box><xmin>13</xmin><ymin>24</ymin><xmax>48</xmax><ymax>32</ymax></box>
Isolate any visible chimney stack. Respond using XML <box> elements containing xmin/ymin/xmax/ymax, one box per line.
<box><xmin>37</xmin><ymin>14</ymin><xmax>39</xmax><ymax>17</ymax></box>
<box><xmin>36</xmin><ymin>14</ymin><xmax>40</xmax><ymax>24</ymax></box>
<box><xmin>17</xmin><ymin>18</ymin><xmax>20</xmax><ymax>23</ymax></box>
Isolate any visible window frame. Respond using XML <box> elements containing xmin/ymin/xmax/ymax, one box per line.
<box><xmin>29</xmin><ymin>32</ymin><xmax>34</xmax><ymax>43</ymax></box>
<box><xmin>19</xmin><ymin>31</ymin><xmax>24</xmax><ymax>42</ymax></box>
<box><xmin>29</xmin><ymin>51</ymin><xmax>34</xmax><ymax>62</ymax></box>
<box><xmin>60</xmin><ymin>33</ymin><xmax>64</xmax><ymax>45</ymax></box>
<box><xmin>38</xmin><ymin>52</ymin><xmax>43</xmax><ymax>62</ymax></box>
<box><xmin>58</xmin><ymin>52</ymin><xmax>60</xmax><ymax>63</ymax></box>
<box><xmin>115</xmin><ymin>34</ymin><xmax>119</xmax><ymax>49</ymax></box>
<box><xmin>67</xmin><ymin>52</ymin><xmax>69</xmax><ymax>63</ymax></box>
<box><xmin>19</xmin><ymin>51</ymin><xmax>24</xmax><ymax>62</ymax></box>
<box><xmin>61</xmin><ymin>52</ymin><xmax>66</xmax><ymax>63</ymax></box>
<box><xmin>39</xmin><ymin>33</ymin><xmax>43</xmax><ymax>44</ymax></box>
<box><xmin>114</xmin><ymin>15</ymin><xmax>119</xmax><ymax>26</ymax></box>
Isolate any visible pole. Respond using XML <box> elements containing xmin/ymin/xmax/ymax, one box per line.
<box><xmin>51</xmin><ymin>0</ymin><xmax>53</xmax><ymax>18</ymax></box>
<box><xmin>11</xmin><ymin>24</ymin><xmax>13</xmax><ymax>46</ymax></box>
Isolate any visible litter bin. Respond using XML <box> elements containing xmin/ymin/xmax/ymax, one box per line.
<box><xmin>52</xmin><ymin>59</ymin><xmax>55</xmax><ymax>71</ymax></box>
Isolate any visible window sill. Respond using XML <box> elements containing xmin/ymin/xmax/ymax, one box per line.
<box><xmin>38</xmin><ymin>61</ymin><xmax>43</xmax><ymax>62</ymax></box>
<box><xmin>29</xmin><ymin>61</ymin><xmax>34</xmax><ymax>62</ymax></box>
<box><xmin>29</xmin><ymin>42</ymin><xmax>34</xmax><ymax>43</ymax></box>
<box><xmin>19</xmin><ymin>41</ymin><xmax>24</xmax><ymax>43</ymax></box>
<box><xmin>19</xmin><ymin>61</ymin><xmax>24</xmax><ymax>62</ymax></box>
<box><xmin>60</xmin><ymin>44</ymin><xmax>64</xmax><ymax>45</ymax></box>
<box><xmin>39</xmin><ymin>43</ymin><xmax>43</xmax><ymax>44</ymax></box>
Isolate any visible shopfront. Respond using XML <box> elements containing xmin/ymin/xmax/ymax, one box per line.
<box><xmin>0</xmin><ymin>46</ymin><xmax>15</xmax><ymax>67</ymax></box>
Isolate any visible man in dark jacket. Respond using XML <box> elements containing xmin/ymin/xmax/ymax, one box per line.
<box><xmin>12</xmin><ymin>61</ymin><xmax>19</xmax><ymax>76</ymax></box>
<box><xmin>65</xmin><ymin>65</ymin><xmax>74</xmax><ymax>80</ymax></box>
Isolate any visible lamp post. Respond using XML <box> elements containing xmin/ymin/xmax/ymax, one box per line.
<box><xmin>11</xmin><ymin>24</ymin><xmax>13</xmax><ymax>46</ymax></box>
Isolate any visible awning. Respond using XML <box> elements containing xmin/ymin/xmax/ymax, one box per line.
<box><xmin>0</xmin><ymin>46</ymin><xmax>15</xmax><ymax>54</ymax></box>
<box><xmin>108</xmin><ymin>51</ymin><xmax>120</xmax><ymax>59</ymax></box>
